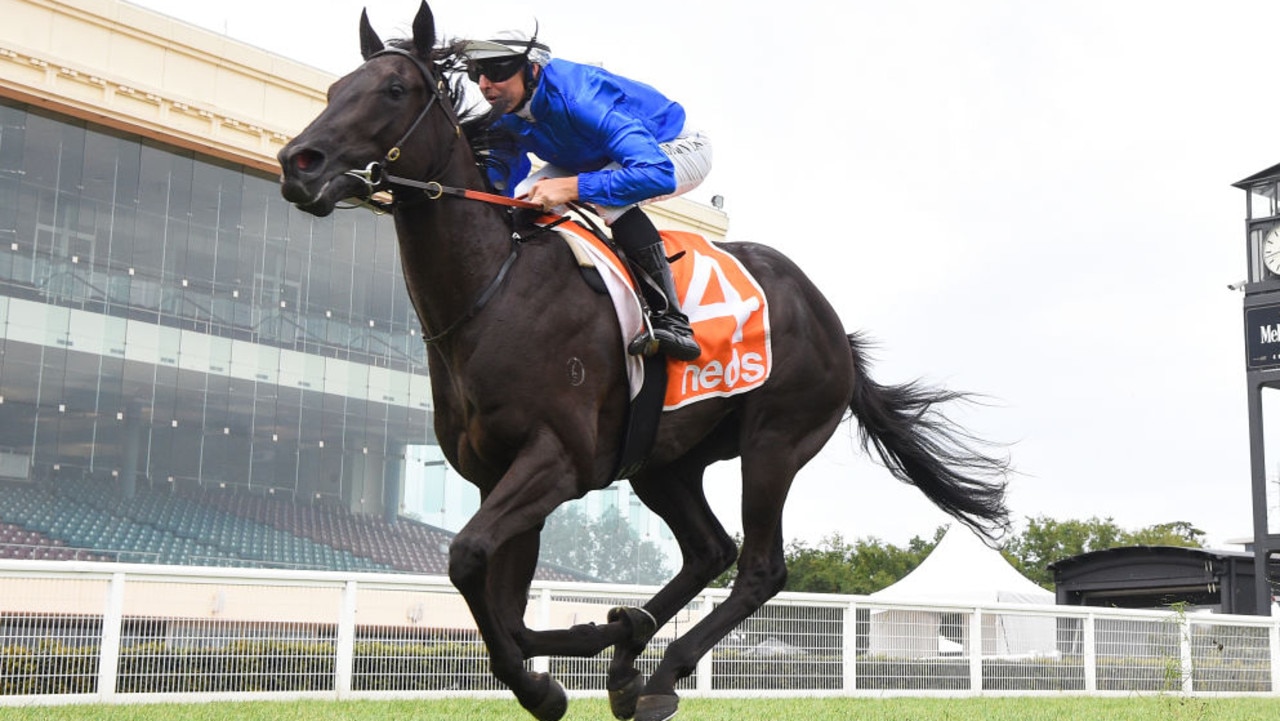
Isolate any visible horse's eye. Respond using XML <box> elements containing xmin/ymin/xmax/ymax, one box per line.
<box><xmin>389</xmin><ymin>83</ymin><xmax>406</xmax><ymax>99</ymax></box>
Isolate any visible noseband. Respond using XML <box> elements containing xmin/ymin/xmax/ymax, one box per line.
<box><xmin>342</xmin><ymin>46</ymin><xmax>461</xmax><ymax>209</ymax></box>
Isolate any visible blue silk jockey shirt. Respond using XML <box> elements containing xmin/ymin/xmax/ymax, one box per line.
<box><xmin>486</xmin><ymin>58</ymin><xmax>687</xmax><ymax>208</ymax></box>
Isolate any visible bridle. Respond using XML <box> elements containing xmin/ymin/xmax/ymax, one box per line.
<box><xmin>336</xmin><ymin>45</ymin><xmax>543</xmax><ymax>346</ymax></box>
<box><xmin>341</xmin><ymin>46</ymin><xmax>540</xmax><ymax>214</ymax></box>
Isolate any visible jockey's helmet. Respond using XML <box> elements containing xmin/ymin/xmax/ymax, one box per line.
<box><xmin>463</xmin><ymin>29</ymin><xmax>550</xmax><ymax>83</ymax></box>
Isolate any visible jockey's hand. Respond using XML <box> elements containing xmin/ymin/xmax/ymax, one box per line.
<box><xmin>525</xmin><ymin>176</ymin><xmax>580</xmax><ymax>212</ymax></box>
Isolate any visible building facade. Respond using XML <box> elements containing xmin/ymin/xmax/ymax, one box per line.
<box><xmin>0</xmin><ymin>94</ymin><xmax>432</xmax><ymax>517</ymax></box>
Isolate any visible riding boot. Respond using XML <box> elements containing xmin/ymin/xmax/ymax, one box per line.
<box><xmin>629</xmin><ymin>243</ymin><xmax>701</xmax><ymax>360</ymax></box>
<box><xmin>611</xmin><ymin>209</ymin><xmax>701</xmax><ymax>361</ymax></box>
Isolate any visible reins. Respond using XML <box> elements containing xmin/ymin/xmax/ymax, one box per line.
<box><xmin>346</xmin><ymin>161</ymin><xmax>542</xmax><ymax>213</ymax></box>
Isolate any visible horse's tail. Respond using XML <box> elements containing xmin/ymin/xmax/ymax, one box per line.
<box><xmin>846</xmin><ymin>332</ymin><xmax>1011</xmax><ymax>541</ymax></box>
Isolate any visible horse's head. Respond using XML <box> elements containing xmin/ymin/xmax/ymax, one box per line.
<box><xmin>278</xmin><ymin>1</ymin><xmax>453</xmax><ymax>216</ymax></box>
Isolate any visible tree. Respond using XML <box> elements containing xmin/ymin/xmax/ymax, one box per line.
<box><xmin>538</xmin><ymin>505</ymin><xmax>600</xmax><ymax>577</ymax></box>
<box><xmin>709</xmin><ymin>527</ymin><xmax>946</xmax><ymax>595</ymax></box>
<box><xmin>1125</xmin><ymin>520</ymin><xmax>1206</xmax><ymax>547</ymax></box>
<box><xmin>710</xmin><ymin>517</ymin><xmax>1207</xmax><ymax>596</ymax></box>
<box><xmin>1003</xmin><ymin>516</ymin><xmax>1204</xmax><ymax>588</ymax></box>
<box><xmin>539</xmin><ymin>505</ymin><xmax>671</xmax><ymax>584</ymax></box>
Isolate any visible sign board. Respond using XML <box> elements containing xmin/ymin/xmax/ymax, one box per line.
<box><xmin>1246</xmin><ymin>302</ymin><xmax>1280</xmax><ymax>370</ymax></box>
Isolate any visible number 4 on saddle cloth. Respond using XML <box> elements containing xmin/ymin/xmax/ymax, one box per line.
<box><xmin>543</xmin><ymin>217</ymin><xmax>773</xmax><ymax>478</ymax></box>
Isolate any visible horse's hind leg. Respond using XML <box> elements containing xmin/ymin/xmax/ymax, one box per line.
<box><xmin>606</xmin><ymin>465</ymin><xmax>738</xmax><ymax>719</ymax></box>
<box><xmin>635</xmin><ymin>419</ymin><xmax>841</xmax><ymax>721</ymax></box>
<box><xmin>633</xmin><ymin>473</ymin><xmax>791</xmax><ymax>720</ymax></box>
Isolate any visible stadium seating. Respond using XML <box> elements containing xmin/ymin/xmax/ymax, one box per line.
<box><xmin>0</xmin><ymin>479</ymin><xmax>586</xmax><ymax>581</ymax></box>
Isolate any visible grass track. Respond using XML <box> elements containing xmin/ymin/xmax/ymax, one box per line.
<box><xmin>3</xmin><ymin>696</ymin><xmax>1280</xmax><ymax>721</ymax></box>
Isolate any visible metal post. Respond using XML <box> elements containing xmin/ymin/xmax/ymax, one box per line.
<box><xmin>695</xmin><ymin>593</ymin><xmax>714</xmax><ymax>692</ymax></box>
<box><xmin>532</xmin><ymin>588</ymin><xmax>551</xmax><ymax>674</ymax></box>
<box><xmin>1270</xmin><ymin>617</ymin><xmax>1280</xmax><ymax>692</ymax></box>
<box><xmin>334</xmin><ymin>580</ymin><xmax>358</xmax><ymax>697</ymax></box>
<box><xmin>1082</xmin><ymin>612</ymin><xmax>1097</xmax><ymax>692</ymax></box>
<box><xmin>1178</xmin><ymin>613</ymin><xmax>1193</xmax><ymax>694</ymax></box>
<box><xmin>842</xmin><ymin>601</ymin><xmax>857</xmax><ymax>692</ymax></box>
<box><xmin>1249</xmin><ymin>378</ymin><xmax>1273</xmax><ymax>616</ymax></box>
<box><xmin>969</xmin><ymin>608</ymin><xmax>982</xmax><ymax>691</ymax></box>
<box><xmin>96</xmin><ymin>572</ymin><xmax>126</xmax><ymax>701</ymax></box>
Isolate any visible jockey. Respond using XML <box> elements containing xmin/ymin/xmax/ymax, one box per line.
<box><xmin>463</xmin><ymin>28</ymin><xmax>712</xmax><ymax>362</ymax></box>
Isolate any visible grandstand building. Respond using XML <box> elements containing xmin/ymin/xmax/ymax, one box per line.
<box><xmin>0</xmin><ymin>0</ymin><xmax>725</xmax><ymax>572</ymax></box>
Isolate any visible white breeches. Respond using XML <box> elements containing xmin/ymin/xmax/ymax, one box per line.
<box><xmin>515</xmin><ymin>127</ymin><xmax>713</xmax><ymax>224</ymax></box>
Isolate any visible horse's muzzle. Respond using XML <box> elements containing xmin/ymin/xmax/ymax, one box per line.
<box><xmin>278</xmin><ymin>143</ymin><xmax>368</xmax><ymax>216</ymax></box>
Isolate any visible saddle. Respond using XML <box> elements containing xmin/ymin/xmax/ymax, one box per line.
<box><xmin>517</xmin><ymin>208</ymin><xmax>666</xmax><ymax>479</ymax></box>
<box><xmin>517</xmin><ymin>208</ymin><xmax>773</xmax><ymax>478</ymax></box>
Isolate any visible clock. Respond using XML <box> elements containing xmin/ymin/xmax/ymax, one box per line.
<box><xmin>1265</xmin><ymin>226</ymin><xmax>1280</xmax><ymax>275</ymax></box>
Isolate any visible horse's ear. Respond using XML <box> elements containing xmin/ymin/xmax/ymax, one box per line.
<box><xmin>411</xmin><ymin>0</ymin><xmax>437</xmax><ymax>59</ymax></box>
<box><xmin>359</xmin><ymin>8</ymin><xmax>384</xmax><ymax>60</ymax></box>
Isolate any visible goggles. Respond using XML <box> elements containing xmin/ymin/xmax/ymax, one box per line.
<box><xmin>467</xmin><ymin>56</ymin><xmax>526</xmax><ymax>84</ymax></box>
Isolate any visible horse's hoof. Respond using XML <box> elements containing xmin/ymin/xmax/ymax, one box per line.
<box><xmin>607</xmin><ymin>670</ymin><xmax>645</xmax><ymax>719</ymax></box>
<box><xmin>634</xmin><ymin>694</ymin><xmax>679</xmax><ymax>721</ymax></box>
<box><xmin>523</xmin><ymin>672</ymin><xmax>568</xmax><ymax>721</ymax></box>
<box><xmin>608</xmin><ymin>606</ymin><xmax>658</xmax><ymax>644</ymax></box>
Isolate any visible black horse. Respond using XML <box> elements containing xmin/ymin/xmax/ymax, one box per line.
<box><xmin>278</xmin><ymin>3</ymin><xmax>1009</xmax><ymax>720</ymax></box>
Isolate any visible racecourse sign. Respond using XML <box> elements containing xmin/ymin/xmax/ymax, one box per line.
<box><xmin>1245</xmin><ymin>302</ymin><xmax>1280</xmax><ymax>370</ymax></box>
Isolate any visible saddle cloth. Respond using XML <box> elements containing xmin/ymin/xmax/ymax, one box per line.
<box><xmin>550</xmin><ymin>220</ymin><xmax>772</xmax><ymax>410</ymax></box>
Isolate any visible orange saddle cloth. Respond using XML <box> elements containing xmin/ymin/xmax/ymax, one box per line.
<box><xmin>550</xmin><ymin>222</ymin><xmax>772</xmax><ymax>410</ymax></box>
<box><xmin>660</xmin><ymin>231</ymin><xmax>772</xmax><ymax>409</ymax></box>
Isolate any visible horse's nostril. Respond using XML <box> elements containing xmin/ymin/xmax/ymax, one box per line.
<box><xmin>293</xmin><ymin>149</ymin><xmax>324</xmax><ymax>173</ymax></box>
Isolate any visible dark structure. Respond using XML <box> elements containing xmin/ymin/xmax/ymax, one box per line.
<box><xmin>1050</xmin><ymin>545</ymin><xmax>1280</xmax><ymax>615</ymax></box>
<box><xmin>1233</xmin><ymin>162</ymin><xmax>1280</xmax><ymax>616</ymax></box>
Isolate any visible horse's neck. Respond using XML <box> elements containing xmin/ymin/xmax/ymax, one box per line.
<box><xmin>392</xmin><ymin>162</ymin><xmax>514</xmax><ymax>345</ymax></box>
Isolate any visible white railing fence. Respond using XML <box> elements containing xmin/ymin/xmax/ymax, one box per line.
<box><xmin>1</xmin><ymin>560</ymin><xmax>1277</xmax><ymax>705</ymax></box>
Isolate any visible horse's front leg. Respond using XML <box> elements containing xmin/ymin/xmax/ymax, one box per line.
<box><xmin>448</xmin><ymin>436</ymin><xmax>589</xmax><ymax>721</ymax></box>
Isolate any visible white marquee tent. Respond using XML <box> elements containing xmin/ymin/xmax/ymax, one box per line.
<box><xmin>866</xmin><ymin>524</ymin><xmax>1057</xmax><ymax>658</ymax></box>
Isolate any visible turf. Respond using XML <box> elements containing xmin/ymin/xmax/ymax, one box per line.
<box><xmin>4</xmin><ymin>696</ymin><xmax>1280</xmax><ymax>721</ymax></box>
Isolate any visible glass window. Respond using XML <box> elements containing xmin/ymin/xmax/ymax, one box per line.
<box><xmin>103</xmin><ymin>315</ymin><xmax>126</xmax><ymax>357</ymax></box>
<box><xmin>0</xmin><ymin>106</ymin><xmax>26</xmax><ymax>274</ymax></box>
<box><xmin>0</xmin><ymin>96</ymin><xmax>434</xmax><ymax>507</ymax></box>
<box><xmin>273</xmin><ymin>385</ymin><xmax>301</xmax><ymax>490</ymax></box>
<box><xmin>0</xmin><ymin>345</ymin><xmax>40</xmax><ymax>451</ymax></box>
<box><xmin>41</xmin><ymin>305</ymin><xmax>70</xmax><ymax>348</ymax></box>
<box><xmin>163</xmin><ymin>152</ymin><xmax>194</xmax><ymax>284</ymax></box>
<box><xmin>207</xmin><ymin>336</ymin><xmax>231</xmax><ymax>374</ymax></box>
<box><xmin>172</xmin><ymin>368</ymin><xmax>205</xmax><ymax>480</ymax></box>
<box><xmin>92</xmin><ymin>355</ymin><xmax>125</xmax><ymax>471</ymax></box>
<box><xmin>34</xmin><ymin>346</ymin><xmax>68</xmax><ymax>466</ymax></box>
<box><xmin>343</xmin><ymin>397</ymin><xmax>368</xmax><ymax>451</ymax></box>
<box><xmin>133</xmin><ymin>146</ymin><xmax>172</xmax><ymax>277</ymax></box>
<box><xmin>69</xmin><ymin>308</ymin><xmax>105</xmax><ymax>354</ymax></box>
<box><xmin>0</xmin><ymin>103</ymin><xmax>25</xmax><ymax>174</ymax></box>
<box><xmin>61</xmin><ymin>349</ymin><xmax>100</xmax><ymax>468</ymax></box>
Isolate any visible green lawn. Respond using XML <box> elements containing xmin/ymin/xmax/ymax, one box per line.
<box><xmin>3</xmin><ymin>696</ymin><xmax>1280</xmax><ymax>721</ymax></box>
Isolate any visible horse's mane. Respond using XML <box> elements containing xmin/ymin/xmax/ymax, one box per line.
<box><xmin>387</xmin><ymin>38</ymin><xmax>520</xmax><ymax>195</ymax></box>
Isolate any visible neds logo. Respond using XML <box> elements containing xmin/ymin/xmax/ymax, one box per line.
<box><xmin>676</xmin><ymin>250</ymin><xmax>767</xmax><ymax>397</ymax></box>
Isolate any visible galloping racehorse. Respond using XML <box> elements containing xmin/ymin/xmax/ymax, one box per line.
<box><xmin>278</xmin><ymin>3</ymin><xmax>1009</xmax><ymax>720</ymax></box>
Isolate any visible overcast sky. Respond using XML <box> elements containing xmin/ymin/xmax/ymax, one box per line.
<box><xmin>124</xmin><ymin>0</ymin><xmax>1280</xmax><ymax>550</ymax></box>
